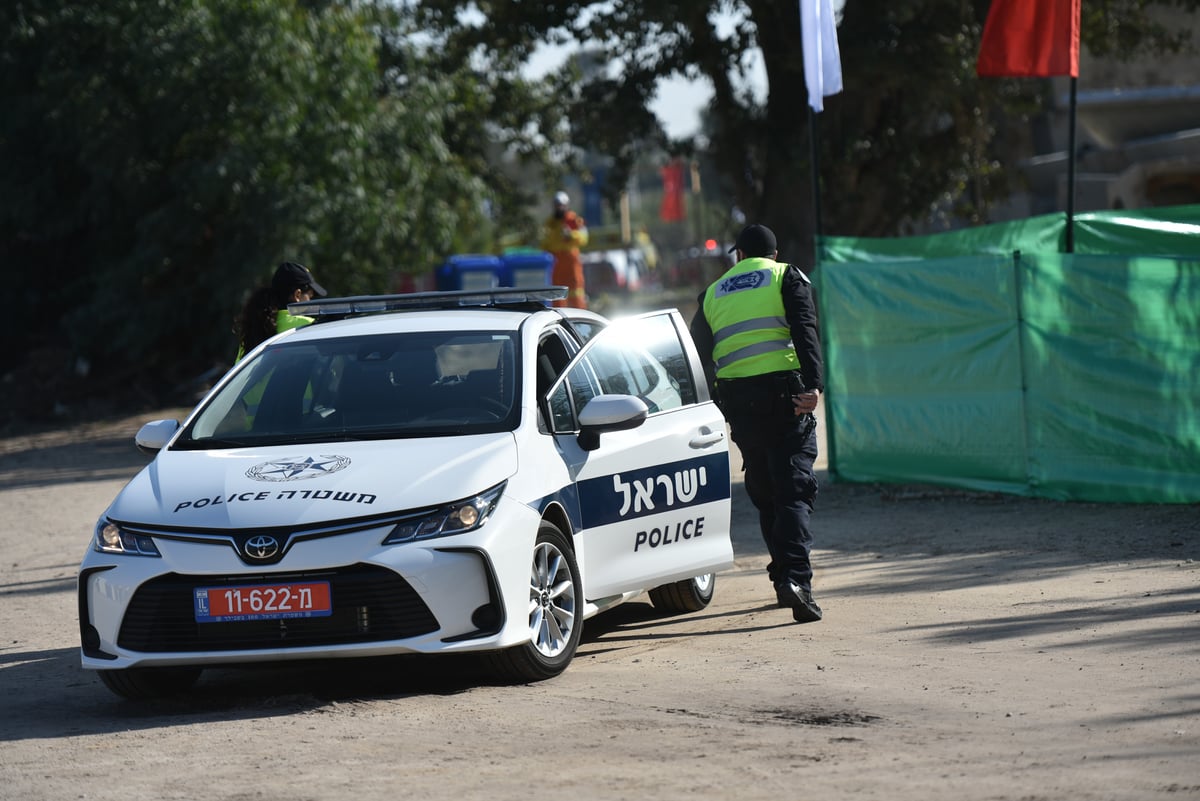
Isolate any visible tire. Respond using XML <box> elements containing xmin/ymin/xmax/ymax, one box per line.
<box><xmin>97</xmin><ymin>666</ymin><xmax>202</xmax><ymax>700</ymax></box>
<box><xmin>648</xmin><ymin>573</ymin><xmax>716</xmax><ymax>614</ymax></box>
<box><xmin>485</xmin><ymin>521</ymin><xmax>582</xmax><ymax>683</ymax></box>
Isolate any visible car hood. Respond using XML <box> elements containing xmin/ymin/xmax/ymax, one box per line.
<box><xmin>107</xmin><ymin>434</ymin><xmax>519</xmax><ymax>529</ymax></box>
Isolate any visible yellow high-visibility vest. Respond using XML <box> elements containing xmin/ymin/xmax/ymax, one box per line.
<box><xmin>234</xmin><ymin>309</ymin><xmax>314</xmax><ymax>363</ymax></box>
<box><xmin>702</xmin><ymin>257</ymin><xmax>799</xmax><ymax>379</ymax></box>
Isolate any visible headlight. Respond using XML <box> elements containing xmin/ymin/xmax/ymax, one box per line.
<box><xmin>383</xmin><ymin>482</ymin><xmax>505</xmax><ymax>544</ymax></box>
<box><xmin>93</xmin><ymin>519</ymin><xmax>161</xmax><ymax>556</ymax></box>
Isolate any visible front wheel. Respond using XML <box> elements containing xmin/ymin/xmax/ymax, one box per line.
<box><xmin>648</xmin><ymin>573</ymin><xmax>715</xmax><ymax>614</ymax></box>
<box><xmin>485</xmin><ymin>521</ymin><xmax>582</xmax><ymax>683</ymax></box>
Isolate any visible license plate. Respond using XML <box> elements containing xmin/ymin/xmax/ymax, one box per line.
<box><xmin>193</xmin><ymin>580</ymin><xmax>332</xmax><ymax>623</ymax></box>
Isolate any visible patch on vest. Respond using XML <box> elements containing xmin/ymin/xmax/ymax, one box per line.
<box><xmin>715</xmin><ymin>269</ymin><xmax>770</xmax><ymax>297</ymax></box>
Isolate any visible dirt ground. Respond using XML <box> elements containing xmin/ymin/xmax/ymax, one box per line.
<box><xmin>1</xmin><ymin>402</ymin><xmax>1198</xmax><ymax>801</ymax></box>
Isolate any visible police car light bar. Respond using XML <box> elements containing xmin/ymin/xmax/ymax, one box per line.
<box><xmin>290</xmin><ymin>287</ymin><xmax>568</xmax><ymax>318</ymax></box>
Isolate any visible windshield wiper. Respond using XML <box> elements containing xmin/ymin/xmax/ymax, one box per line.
<box><xmin>174</xmin><ymin>427</ymin><xmax>475</xmax><ymax>449</ymax></box>
<box><xmin>172</xmin><ymin>437</ymin><xmax>257</xmax><ymax>450</ymax></box>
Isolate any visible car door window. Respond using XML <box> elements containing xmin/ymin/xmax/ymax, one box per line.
<box><xmin>640</xmin><ymin>316</ymin><xmax>698</xmax><ymax>406</ymax></box>
<box><xmin>547</xmin><ymin>312</ymin><xmax>699</xmax><ymax>432</ymax></box>
<box><xmin>547</xmin><ymin>359</ymin><xmax>599</xmax><ymax>432</ymax></box>
<box><xmin>567</xmin><ymin>320</ymin><xmax>605</xmax><ymax>343</ymax></box>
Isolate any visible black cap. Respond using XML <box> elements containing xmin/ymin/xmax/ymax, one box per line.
<box><xmin>728</xmin><ymin>224</ymin><xmax>777</xmax><ymax>258</ymax></box>
<box><xmin>272</xmin><ymin>261</ymin><xmax>327</xmax><ymax>297</ymax></box>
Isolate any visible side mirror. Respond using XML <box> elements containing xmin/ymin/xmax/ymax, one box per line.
<box><xmin>577</xmin><ymin>394</ymin><xmax>648</xmax><ymax>452</ymax></box>
<box><xmin>135</xmin><ymin>419</ymin><xmax>180</xmax><ymax>456</ymax></box>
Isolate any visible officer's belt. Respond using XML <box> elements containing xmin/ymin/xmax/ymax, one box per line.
<box><xmin>716</xmin><ymin>371</ymin><xmax>799</xmax><ymax>399</ymax></box>
<box><xmin>716</xmin><ymin>370</ymin><xmax>800</xmax><ymax>388</ymax></box>
<box><xmin>714</xmin><ymin>371</ymin><xmax>802</xmax><ymax>418</ymax></box>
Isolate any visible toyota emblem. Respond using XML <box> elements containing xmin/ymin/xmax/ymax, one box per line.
<box><xmin>244</xmin><ymin>535</ymin><xmax>279</xmax><ymax>560</ymax></box>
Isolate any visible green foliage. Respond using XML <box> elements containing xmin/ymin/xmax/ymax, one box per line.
<box><xmin>405</xmin><ymin>2</ymin><xmax>579</xmax><ymax>237</ymax></box>
<box><xmin>2</xmin><ymin>0</ymin><xmax>1195</xmax><ymax>420</ymax></box>
<box><xmin>1083</xmin><ymin>0</ymin><xmax>1199</xmax><ymax>57</ymax></box>
<box><xmin>412</xmin><ymin>0</ymin><xmax>1198</xmax><ymax>263</ymax></box>
<box><xmin>0</xmin><ymin>0</ymin><xmax>493</xmax><ymax>406</ymax></box>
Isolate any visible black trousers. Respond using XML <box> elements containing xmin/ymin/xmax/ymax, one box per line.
<box><xmin>725</xmin><ymin>405</ymin><xmax>819</xmax><ymax>592</ymax></box>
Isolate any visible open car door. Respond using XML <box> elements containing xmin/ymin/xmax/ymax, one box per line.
<box><xmin>545</xmin><ymin>311</ymin><xmax>733</xmax><ymax>600</ymax></box>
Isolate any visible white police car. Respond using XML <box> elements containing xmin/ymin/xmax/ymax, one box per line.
<box><xmin>78</xmin><ymin>288</ymin><xmax>733</xmax><ymax>699</ymax></box>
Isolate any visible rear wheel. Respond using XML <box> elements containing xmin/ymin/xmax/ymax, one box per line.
<box><xmin>486</xmin><ymin>521</ymin><xmax>582</xmax><ymax>683</ymax></box>
<box><xmin>97</xmin><ymin>666</ymin><xmax>202</xmax><ymax>700</ymax></box>
<box><xmin>648</xmin><ymin>573</ymin><xmax>716</xmax><ymax>613</ymax></box>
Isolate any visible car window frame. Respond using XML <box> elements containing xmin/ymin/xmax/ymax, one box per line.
<box><xmin>544</xmin><ymin>311</ymin><xmax>700</xmax><ymax>435</ymax></box>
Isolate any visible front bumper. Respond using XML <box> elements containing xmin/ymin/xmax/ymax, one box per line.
<box><xmin>78</xmin><ymin>499</ymin><xmax>541</xmax><ymax>671</ymax></box>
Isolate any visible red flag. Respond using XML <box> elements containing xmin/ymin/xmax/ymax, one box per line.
<box><xmin>976</xmin><ymin>0</ymin><xmax>1080</xmax><ymax>78</ymax></box>
<box><xmin>659</xmin><ymin>161</ymin><xmax>686</xmax><ymax>222</ymax></box>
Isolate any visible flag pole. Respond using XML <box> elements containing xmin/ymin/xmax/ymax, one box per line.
<box><xmin>1065</xmin><ymin>76</ymin><xmax>1077</xmax><ymax>253</ymax></box>
<box><xmin>808</xmin><ymin>105</ymin><xmax>823</xmax><ymax>265</ymax></box>
<box><xmin>975</xmin><ymin>0</ymin><xmax>1081</xmax><ymax>249</ymax></box>
<box><xmin>800</xmin><ymin>0</ymin><xmax>841</xmax><ymax>264</ymax></box>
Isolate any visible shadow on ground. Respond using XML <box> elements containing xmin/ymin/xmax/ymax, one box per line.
<box><xmin>2</xmin><ymin>404</ymin><xmax>1196</xmax><ymax>739</ymax></box>
<box><xmin>0</xmin><ymin>598</ymin><xmax>713</xmax><ymax>744</ymax></box>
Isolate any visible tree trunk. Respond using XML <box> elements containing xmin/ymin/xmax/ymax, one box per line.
<box><xmin>749</xmin><ymin>0</ymin><xmax>817</xmax><ymax>270</ymax></box>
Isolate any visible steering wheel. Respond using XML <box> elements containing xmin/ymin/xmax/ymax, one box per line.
<box><xmin>476</xmin><ymin>397</ymin><xmax>511</xmax><ymax>417</ymax></box>
<box><xmin>420</xmin><ymin>398</ymin><xmax>510</xmax><ymax>422</ymax></box>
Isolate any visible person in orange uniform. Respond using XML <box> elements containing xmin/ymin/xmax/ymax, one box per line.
<box><xmin>540</xmin><ymin>191</ymin><xmax>589</xmax><ymax>308</ymax></box>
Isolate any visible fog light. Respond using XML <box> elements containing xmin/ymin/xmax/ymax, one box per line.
<box><xmin>471</xmin><ymin>603</ymin><xmax>501</xmax><ymax>632</ymax></box>
<box><xmin>81</xmin><ymin>624</ymin><xmax>101</xmax><ymax>651</ymax></box>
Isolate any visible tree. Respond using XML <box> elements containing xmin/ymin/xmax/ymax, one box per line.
<box><xmin>0</xmin><ymin>0</ymin><xmax>501</xmax><ymax>416</ymax></box>
<box><xmin>3</xmin><ymin>0</ymin><xmax>1194</xmax><ymax>421</ymax></box>
<box><xmin>819</xmin><ymin>0</ymin><xmax>1199</xmax><ymax>239</ymax></box>
<box><xmin>414</xmin><ymin>0</ymin><xmax>1198</xmax><ymax>264</ymax></box>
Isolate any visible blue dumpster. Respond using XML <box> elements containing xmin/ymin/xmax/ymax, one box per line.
<box><xmin>500</xmin><ymin>250</ymin><xmax>554</xmax><ymax>289</ymax></box>
<box><xmin>436</xmin><ymin>254</ymin><xmax>504</xmax><ymax>291</ymax></box>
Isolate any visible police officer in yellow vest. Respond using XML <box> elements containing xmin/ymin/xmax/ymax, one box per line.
<box><xmin>690</xmin><ymin>224</ymin><xmax>824</xmax><ymax>623</ymax></box>
<box><xmin>233</xmin><ymin>262</ymin><xmax>327</xmax><ymax>363</ymax></box>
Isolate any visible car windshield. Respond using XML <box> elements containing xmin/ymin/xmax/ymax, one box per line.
<box><xmin>177</xmin><ymin>330</ymin><xmax>520</xmax><ymax>448</ymax></box>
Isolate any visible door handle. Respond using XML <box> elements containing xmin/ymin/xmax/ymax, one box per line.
<box><xmin>689</xmin><ymin>426</ymin><xmax>725</xmax><ymax>449</ymax></box>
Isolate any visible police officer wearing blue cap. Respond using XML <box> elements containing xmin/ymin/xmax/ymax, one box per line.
<box><xmin>690</xmin><ymin>224</ymin><xmax>824</xmax><ymax>623</ymax></box>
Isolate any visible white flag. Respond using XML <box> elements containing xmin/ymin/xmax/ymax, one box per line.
<box><xmin>800</xmin><ymin>0</ymin><xmax>843</xmax><ymax>112</ymax></box>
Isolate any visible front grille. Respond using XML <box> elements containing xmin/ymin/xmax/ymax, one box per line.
<box><xmin>117</xmin><ymin>564</ymin><xmax>439</xmax><ymax>652</ymax></box>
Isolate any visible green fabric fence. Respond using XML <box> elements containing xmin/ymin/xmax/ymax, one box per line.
<box><xmin>814</xmin><ymin>206</ymin><xmax>1200</xmax><ymax>503</ymax></box>
<box><xmin>821</xmin><ymin>205</ymin><xmax>1200</xmax><ymax>262</ymax></box>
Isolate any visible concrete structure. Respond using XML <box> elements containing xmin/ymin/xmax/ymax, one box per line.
<box><xmin>1020</xmin><ymin>12</ymin><xmax>1200</xmax><ymax>216</ymax></box>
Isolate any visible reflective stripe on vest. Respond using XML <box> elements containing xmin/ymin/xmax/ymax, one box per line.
<box><xmin>703</xmin><ymin>258</ymin><xmax>799</xmax><ymax>379</ymax></box>
<box><xmin>714</xmin><ymin>338</ymin><xmax>792</xmax><ymax>372</ymax></box>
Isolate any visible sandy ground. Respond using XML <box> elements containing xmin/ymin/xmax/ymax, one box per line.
<box><xmin>1</xmin><ymin>402</ymin><xmax>1198</xmax><ymax>801</ymax></box>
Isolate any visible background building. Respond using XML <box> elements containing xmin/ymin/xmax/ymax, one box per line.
<box><xmin>1018</xmin><ymin>9</ymin><xmax>1200</xmax><ymax>218</ymax></box>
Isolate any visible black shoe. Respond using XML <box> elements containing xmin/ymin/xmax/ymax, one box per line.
<box><xmin>775</xmin><ymin>581</ymin><xmax>823</xmax><ymax>623</ymax></box>
<box><xmin>791</xmin><ymin>593</ymin><xmax>822</xmax><ymax>623</ymax></box>
<box><xmin>774</xmin><ymin>580</ymin><xmax>804</xmax><ymax>607</ymax></box>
